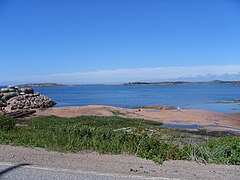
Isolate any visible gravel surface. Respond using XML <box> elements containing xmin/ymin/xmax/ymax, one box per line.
<box><xmin>0</xmin><ymin>145</ymin><xmax>239</xmax><ymax>180</ymax></box>
<box><xmin>0</xmin><ymin>163</ymin><xmax>163</xmax><ymax>180</ymax></box>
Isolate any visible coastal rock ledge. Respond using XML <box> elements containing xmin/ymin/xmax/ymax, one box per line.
<box><xmin>0</xmin><ymin>85</ymin><xmax>56</xmax><ymax>112</ymax></box>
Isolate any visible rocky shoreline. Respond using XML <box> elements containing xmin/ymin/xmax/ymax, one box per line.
<box><xmin>0</xmin><ymin>86</ymin><xmax>56</xmax><ymax>112</ymax></box>
<box><xmin>33</xmin><ymin>105</ymin><xmax>240</xmax><ymax>133</ymax></box>
<box><xmin>1</xmin><ymin>85</ymin><xmax>240</xmax><ymax>133</ymax></box>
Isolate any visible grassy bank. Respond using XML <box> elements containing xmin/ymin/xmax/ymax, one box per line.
<box><xmin>0</xmin><ymin>114</ymin><xmax>240</xmax><ymax>165</ymax></box>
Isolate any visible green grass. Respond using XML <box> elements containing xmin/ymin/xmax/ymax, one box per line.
<box><xmin>0</xmin><ymin>115</ymin><xmax>240</xmax><ymax>165</ymax></box>
<box><xmin>0</xmin><ymin>114</ymin><xmax>16</xmax><ymax>131</ymax></box>
<box><xmin>186</xmin><ymin>137</ymin><xmax>240</xmax><ymax>165</ymax></box>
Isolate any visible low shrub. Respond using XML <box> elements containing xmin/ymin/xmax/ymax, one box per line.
<box><xmin>0</xmin><ymin>114</ymin><xmax>16</xmax><ymax>131</ymax></box>
<box><xmin>183</xmin><ymin>137</ymin><xmax>240</xmax><ymax>165</ymax></box>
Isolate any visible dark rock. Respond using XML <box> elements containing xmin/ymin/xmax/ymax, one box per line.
<box><xmin>20</xmin><ymin>88</ymin><xmax>34</xmax><ymax>94</ymax></box>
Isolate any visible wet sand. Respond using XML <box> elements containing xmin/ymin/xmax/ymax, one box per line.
<box><xmin>35</xmin><ymin>105</ymin><xmax>240</xmax><ymax>132</ymax></box>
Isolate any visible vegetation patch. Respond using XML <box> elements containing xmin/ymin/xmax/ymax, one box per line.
<box><xmin>0</xmin><ymin>115</ymin><xmax>239</xmax><ymax>165</ymax></box>
<box><xmin>0</xmin><ymin>114</ymin><xmax>16</xmax><ymax>131</ymax></box>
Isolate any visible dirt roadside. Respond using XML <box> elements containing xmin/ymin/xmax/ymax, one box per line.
<box><xmin>0</xmin><ymin>145</ymin><xmax>239</xmax><ymax>180</ymax></box>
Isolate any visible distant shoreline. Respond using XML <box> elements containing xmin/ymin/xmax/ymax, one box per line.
<box><xmin>124</xmin><ymin>80</ymin><xmax>240</xmax><ymax>86</ymax></box>
<box><xmin>18</xmin><ymin>83</ymin><xmax>72</xmax><ymax>87</ymax></box>
<box><xmin>13</xmin><ymin>80</ymin><xmax>240</xmax><ymax>87</ymax></box>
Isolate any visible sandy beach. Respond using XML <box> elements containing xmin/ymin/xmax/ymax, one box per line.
<box><xmin>34</xmin><ymin>105</ymin><xmax>240</xmax><ymax>132</ymax></box>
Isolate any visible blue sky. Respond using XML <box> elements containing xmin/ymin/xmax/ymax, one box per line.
<box><xmin>0</xmin><ymin>0</ymin><xmax>240</xmax><ymax>84</ymax></box>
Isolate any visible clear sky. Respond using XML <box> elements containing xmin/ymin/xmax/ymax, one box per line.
<box><xmin>0</xmin><ymin>0</ymin><xmax>240</xmax><ymax>84</ymax></box>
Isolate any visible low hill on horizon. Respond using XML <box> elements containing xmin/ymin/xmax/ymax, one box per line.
<box><xmin>1</xmin><ymin>80</ymin><xmax>240</xmax><ymax>88</ymax></box>
<box><xmin>125</xmin><ymin>80</ymin><xmax>240</xmax><ymax>86</ymax></box>
<box><xmin>18</xmin><ymin>83</ymin><xmax>68</xmax><ymax>87</ymax></box>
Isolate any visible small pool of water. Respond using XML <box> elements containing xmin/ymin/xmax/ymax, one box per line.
<box><xmin>161</xmin><ymin>124</ymin><xmax>203</xmax><ymax>129</ymax></box>
<box><xmin>170</xmin><ymin>120</ymin><xmax>185</xmax><ymax>123</ymax></box>
<box><xmin>161</xmin><ymin>123</ymin><xmax>240</xmax><ymax>132</ymax></box>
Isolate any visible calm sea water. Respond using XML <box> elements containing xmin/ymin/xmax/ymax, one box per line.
<box><xmin>30</xmin><ymin>84</ymin><xmax>240</xmax><ymax>113</ymax></box>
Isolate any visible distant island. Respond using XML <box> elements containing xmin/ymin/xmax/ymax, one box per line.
<box><xmin>124</xmin><ymin>80</ymin><xmax>240</xmax><ymax>86</ymax></box>
<box><xmin>18</xmin><ymin>83</ymin><xmax>68</xmax><ymax>87</ymax></box>
<box><xmin>15</xmin><ymin>81</ymin><xmax>240</xmax><ymax>87</ymax></box>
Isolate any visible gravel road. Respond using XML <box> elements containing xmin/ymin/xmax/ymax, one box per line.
<box><xmin>0</xmin><ymin>145</ymin><xmax>239</xmax><ymax>180</ymax></box>
<box><xmin>0</xmin><ymin>162</ymin><xmax>169</xmax><ymax>180</ymax></box>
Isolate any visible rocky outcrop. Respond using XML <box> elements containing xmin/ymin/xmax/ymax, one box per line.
<box><xmin>140</xmin><ymin>105</ymin><xmax>176</xmax><ymax>110</ymax></box>
<box><xmin>0</xmin><ymin>86</ymin><xmax>56</xmax><ymax>112</ymax></box>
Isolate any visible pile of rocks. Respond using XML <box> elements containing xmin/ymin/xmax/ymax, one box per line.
<box><xmin>0</xmin><ymin>85</ymin><xmax>56</xmax><ymax>112</ymax></box>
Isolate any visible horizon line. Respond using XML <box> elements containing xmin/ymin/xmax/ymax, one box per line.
<box><xmin>1</xmin><ymin>65</ymin><xmax>240</xmax><ymax>85</ymax></box>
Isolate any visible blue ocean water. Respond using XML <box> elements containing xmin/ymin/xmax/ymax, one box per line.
<box><xmin>31</xmin><ymin>84</ymin><xmax>240</xmax><ymax>113</ymax></box>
